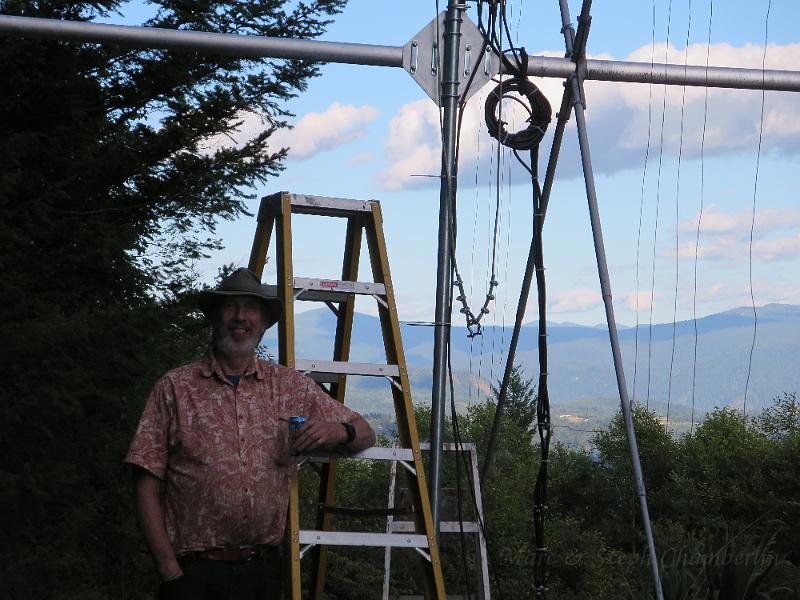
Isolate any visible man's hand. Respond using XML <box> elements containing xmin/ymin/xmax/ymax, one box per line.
<box><xmin>293</xmin><ymin>418</ymin><xmax>347</xmax><ymax>453</ymax></box>
<box><xmin>292</xmin><ymin>416</ymin><xmax>376</xmax><ymax>454</ymax></box>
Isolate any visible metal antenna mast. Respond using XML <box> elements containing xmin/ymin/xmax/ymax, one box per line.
<box><xmin>429</xmin><ymin>0</ymin><xmax>464</xmax><ymax>535</ymax></box>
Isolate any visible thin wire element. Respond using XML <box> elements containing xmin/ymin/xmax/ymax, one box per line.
<box><xmin>691</xmin><ymin>1</ymin><xmax>713</xmax><ymax>434</ymax></box>
<box><xmin>632</xmin><ymin>0</ymin><xmax>657</xmax><ymax>406</ymax></box>
<box><xmin>647</xmin><ymin>0</ymin><xmax>674</xmax><ymax>408</ymax></box>
<box><xmin>667</xmin><ymin>0</ymin><xmax>693</xmax><ymax>427</ymax></box>
<box><xmin>744</xmin><ymin>0</ymin><xmax>771</xmax><ymax>415</ymax></box>
<box><xmin>468</xmin><ymin>91</ymin><xmax>483</xmax><ymax>406</ymax></box>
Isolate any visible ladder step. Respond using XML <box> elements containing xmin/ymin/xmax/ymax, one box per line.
<box><xmin>264</xmin><ymin>278</ymin><xmax>386</xmax><ymax>303</ymax></box>
<box><xmin>391</xmin><ymin>521</ymin><xmax>481</xmax><ymax>534</ymax></box>
<box><xmin>295</xmin><ymin>359</ymin><xmax>399</xmax><ymax>382</ymax></box>
<box><xmin>299</xmin><ymin>530</ymin><xmax>429</xmax><ymax>548</ymax></box>
<box><xmin>304</xmin><ymin>446</ymin><xmax>416</xmax><ymax>462</ymax></box>
<box><xmin>262</xmin><ymin>192</ymin><xmax>373</xmax><ymax>218</ymax></box>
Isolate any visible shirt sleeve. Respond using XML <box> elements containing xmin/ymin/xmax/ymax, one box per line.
<box><xmin>292</xmin><ymin>370</ymin><xmax>360</xmax><ymax>423</ymax></box>
<box><xmin>124</xmin><ymin>376</ymin><xmax>173</xmax><ymax>480</ymax></box>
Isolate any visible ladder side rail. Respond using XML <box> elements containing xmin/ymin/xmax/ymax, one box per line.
<box><xmin>310</xmin><ymin>216</ymin><xmax>365</xmax><ymax>600</ymax></box>
<box><xmin>276</xmin><ymin>192</ymin><xmax>297</xmax><ymax>370</ymax></box>
<box><xmin>248</xmin><ymin>215</ymin><xmax>275</xmax><ymax>276</ymax></box>
<box><xmin>363</xmin><ymin>202</ymin><xmax>446</xmax><ymax>599</ymax></box>
<box><xmin>469</xmin><ymin>445</ymin><xmax>490</xmax><ymax>600</ymax></box>
<box><xmin>382</xmin><ymin>453</ymin><xmax>400</xmax><ymax>600</ymax></box>
<box><xmin>272</xmin><ymin>192</ymin><xmax>302</xmax><ymax>600</ymax></box>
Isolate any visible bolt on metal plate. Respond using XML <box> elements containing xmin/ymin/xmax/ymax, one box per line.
<box><xmin>403</xmin><ymin>11</ymin><xmax>500</xmax><ymax>106</ymax></box>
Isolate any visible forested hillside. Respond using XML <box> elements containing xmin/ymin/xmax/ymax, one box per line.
<box><xmin>273</xmin><ymin>304</ymin><xmax>800</xmax><ymax>415</ymax></box>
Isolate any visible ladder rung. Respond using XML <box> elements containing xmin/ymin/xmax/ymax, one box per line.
<box><xmin>295</xmin><ymin>359</ymin><xmax>399</xmax><ymax>378</ymax></box>
<box><xmin>264</xmin><ymin>279</ymin><xmax>386</xmax><ymax>303</ymax></box>
<box><xmin>391</xmin><ymin>521</ymin><xmax>481</xmax><ymax>534</ymax></box>
<box><xmin>298</xmin><ymin>530</ymin><xmax>429</xmax><ymax>548</ymax></box>
<box><xmin>304</xmin><ymin>446</ymin><xmax>416</xmax><ymax>462</ymax></box>
<box><xmin>295</xmin><ymin>278</ymin><xmax>386</xmax><ymax>302</ymax></box>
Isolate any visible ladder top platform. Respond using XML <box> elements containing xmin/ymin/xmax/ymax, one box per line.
<box><xmin>259</xmin><ymin>192</ymin><xmax>376</xmax><ymax>219</ymax></box>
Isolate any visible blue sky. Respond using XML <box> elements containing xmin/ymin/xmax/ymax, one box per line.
<box><xmin>111</xmin><ymin>1</ymin><xmax>800</xmax><ymax>329</ymax></box>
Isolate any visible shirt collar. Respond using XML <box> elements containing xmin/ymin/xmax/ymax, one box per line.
<box><xmin>200</xmin><ymin>349</ymin><xmax>265</xmax><ymax>381</ymax></box>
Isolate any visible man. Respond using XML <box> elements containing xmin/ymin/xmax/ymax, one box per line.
<box><xmin>126</xmin><ymin>268</ymin><xmax>376</xmax><ymax>599</ymax></box>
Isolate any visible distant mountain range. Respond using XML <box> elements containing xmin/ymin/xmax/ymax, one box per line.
<box><xmin>263</xmin><ymin>304</ymin><xmax>800</xmax><ymax>419</ymax></box>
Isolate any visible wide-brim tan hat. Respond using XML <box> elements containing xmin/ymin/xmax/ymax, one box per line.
<box><xmin>198</xmin><ymin>268</ymin><xmax>282</xmax><ymax>329</ymax></box>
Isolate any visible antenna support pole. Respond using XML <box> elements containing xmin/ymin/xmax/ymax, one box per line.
<box><xmin>429</xmin><ymin>0</ymin><xmax>465</xmax><ymax>537</ymax></box>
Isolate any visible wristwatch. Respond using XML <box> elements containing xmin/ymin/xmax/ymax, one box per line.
<box><xmin>341</xmin><ymin>421</ymin><xmax>357</xmax><ymax>445</ymax></box>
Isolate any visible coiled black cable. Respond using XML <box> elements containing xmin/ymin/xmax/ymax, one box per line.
<box><xmin>484</xmin><ymin>77</ymin><xmax>552</xmax><ymax>151</ymax></box>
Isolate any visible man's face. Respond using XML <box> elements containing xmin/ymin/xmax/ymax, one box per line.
<box><xmin>212</xmin><ymin>295</ymin><xmax>267</xmax><ymax>360</ymax></box>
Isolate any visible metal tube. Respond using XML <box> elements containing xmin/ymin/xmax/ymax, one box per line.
<box><xmin>558</xmin><ymin>1</ymin><xmax>664</xmax><ymax>598</ymax></box>
<box><xmin>538</xmin><ymin>86</ymin><xmax>574</xmax><ymax>220</ymax></box>
<box><xmin>0</xmin><ymin>14</ymin><xmax>402</xmax><ymax>66</ymax></box>
<box><xmin>527</xmin><ymin>54</ymin><xmax>800</xmax><ymax>92</ymax></box>
<box><xmin>4</xmin><ymin>15</ymin><xmax>800</xmax><ymax>91</ymax></box>
<box><xmin>429</xmin><ymin>0</ymin><xmax>464</xmax><ymax>536</ymax></box>
<box><xmin>572</xmin><ymin>78</ymin><xmax>665</xmax><ymax>600</ymax></box>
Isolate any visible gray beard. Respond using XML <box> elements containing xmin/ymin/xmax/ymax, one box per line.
<box><xmin>215</xmin><ymin>333</ymin><xmax>259</xmax><ymax>361</ymax></box>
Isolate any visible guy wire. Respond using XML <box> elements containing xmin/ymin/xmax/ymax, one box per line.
<box><xmin>744</xmin><ymin>0</ymin><xmax>771</xmax><ymax>415</ymax></box>
<box><xmin>647</xmin><ymin>0</ymin><xmax>674</xmax><ymax>409</ymax></box>
<box><xmin>667</xmin><ymin>0</ymin><xmax>693</xmax><ymax>427</ymax></box>
<box><xmin>691</xmin><ymin>0</ymin><xmax>713</xmax><ymax>434</ymax></box>
<box><xmin>633</xmin><ymin>0</ymin><xmax>658</xmax><ymax>407</ymax></box>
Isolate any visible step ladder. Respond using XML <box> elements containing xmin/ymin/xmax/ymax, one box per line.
<box><xmin>247</xmin><ymin>192</ymin><xmax>447</xmax><ymax>600</ymax></box>
<box><xmin>384</xmin><ymin>443</ymin><xmax>490</xmax><ymax>600</ymax></box>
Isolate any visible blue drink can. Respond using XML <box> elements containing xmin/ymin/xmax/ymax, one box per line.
<box><xmin>288</xmin><ymin>416</ymin><xmax>306</xmax><ymax>455</ymax></box>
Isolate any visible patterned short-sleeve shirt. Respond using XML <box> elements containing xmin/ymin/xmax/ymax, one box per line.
<box><xmin>125</xmin><ymin>353</ymin><xmax>357</xmax><ymax>554</ymax></box>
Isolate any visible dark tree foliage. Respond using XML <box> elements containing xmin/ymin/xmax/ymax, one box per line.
<box><xmin>0</xmin><ymin>0</ymin><xmax>345</xmax><ymax>596</ymax></box>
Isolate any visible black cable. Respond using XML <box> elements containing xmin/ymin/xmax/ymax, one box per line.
<box><xmin>531</xmin><ymin>153</ymin><xmax>551</xmax><ymax>596</ymax></box>
<box><xmin>484</xmin><ymin>76</ymin><xmax>551</xmax><ymax>152</ymax></box>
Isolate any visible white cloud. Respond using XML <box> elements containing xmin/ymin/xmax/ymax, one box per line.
<box><xmin>673</xmin><ymin>205</ymin><xmax>800</xmax><ymax>262</ymax></box>
<box><xmin>271</xmin><ymin>102</ymin><xmax>379</xmax><ymax>160</ymax></box>
<box><xmin>548</xmin><ymin>288</ymin><xmax>602</xmax><ymax>313</ymax></box>
<box><xmin>626</xmin><ymin>290</ymin><xmax>655</xmax><ymax>312</ymax></box>
<box><xmin>200</xmin><ymin>110</ymin><xmax>270</xmax><ymax>155</ymax></box>
<box><xmin>380</xmin><ymin>99</ymin><xmax>441</xmax><ymax>191</ymax></box>
<box><xmin>678</xmin><ymin>204</ymin><xmax>800</xmax><ymax>235</ymax></box>
<box><xmin>200</xmin><ymin>103</ymin><xmax>379</xmax><ymax>160</ymax></box>
<box><xmin>378</xmin><ymin>43</ymin><xmax>800</xmax><ymax>191</ymax></box>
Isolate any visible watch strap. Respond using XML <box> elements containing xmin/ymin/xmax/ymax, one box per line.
<box><xmin>341</xmin><ymin>421</ymin><xmax>357</xmax><ymax>445</ymax></box>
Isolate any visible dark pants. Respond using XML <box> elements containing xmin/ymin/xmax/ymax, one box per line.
<box><xmin>158</xmin><ymin>548</ymin><xmax>282</xmax><ymax>600</ymax></box>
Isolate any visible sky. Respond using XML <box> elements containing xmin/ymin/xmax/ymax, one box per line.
<box><xmin>112</xmin><ymin>0</ymin><xmax>800</xmax><ymax>330</ymax></box>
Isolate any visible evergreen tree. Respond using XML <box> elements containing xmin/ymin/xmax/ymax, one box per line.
<box><xmin>0</xmin><ymin>0</ymin><xmax>345</xmax><ymax>596</ymax></box>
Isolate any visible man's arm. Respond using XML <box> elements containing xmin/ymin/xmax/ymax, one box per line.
<box><xmin>294</xmin><ymin>414</ymin><xmax>375</xmax><ymax>454</ymax></box>
<box><xmin>133</xmin><ymin>468</ymin><xmax>182</xmax><ymax>582</ymax></box>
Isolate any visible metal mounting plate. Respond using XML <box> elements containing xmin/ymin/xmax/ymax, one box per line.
<box><xmin>403</xmin><ymin>11</ymin><xmax>500</xmax><ymax>106</ymax></box>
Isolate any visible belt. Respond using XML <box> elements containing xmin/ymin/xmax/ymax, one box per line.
<box><xmin>181</xmin><ymin>545</ymin><xmax>280</xmax><ymax>563</ymax></box>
